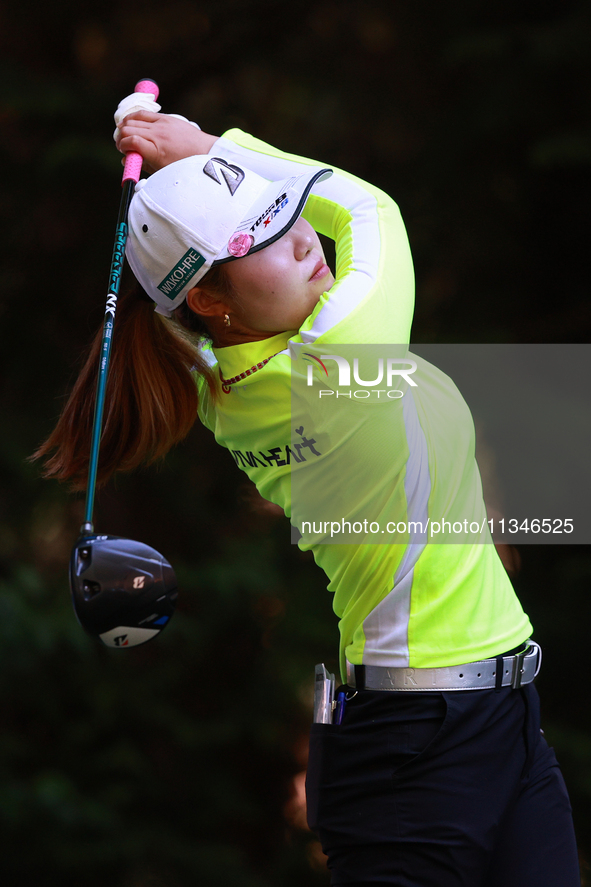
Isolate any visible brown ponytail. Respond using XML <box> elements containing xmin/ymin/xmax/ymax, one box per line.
<box><xmin>32</xmin><ymin>283</ymin><xmax>218</xmax><ymax>490</ymax></box>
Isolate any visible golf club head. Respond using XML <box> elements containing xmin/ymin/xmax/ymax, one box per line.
<box><xmin>69</xmin><ymin>534</ymin><xmax>177</xmax><ymax>647</ymax></box>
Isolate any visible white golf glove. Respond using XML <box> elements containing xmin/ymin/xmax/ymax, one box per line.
<box><xmin>113</xmin><ymin>92</ymin><xmax>200</xmax><ymax>141</ymax></box>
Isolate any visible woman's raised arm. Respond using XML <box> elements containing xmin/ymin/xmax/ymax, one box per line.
<box><xmin>115</xmin><ymin>111</ymin><xmax>219</xmax><ymax>173</ymax></box>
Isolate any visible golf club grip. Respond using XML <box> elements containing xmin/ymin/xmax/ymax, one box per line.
<box><xmin>122</xmin><ymin>79</ymin><xmax>160</xmax><ymax>184</ymax></box>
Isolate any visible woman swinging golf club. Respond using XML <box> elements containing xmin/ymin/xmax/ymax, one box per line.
<box><xmin>35</xmin><ymin>93</ymin><xmax>580</xmax><ymax>886</ymax></box>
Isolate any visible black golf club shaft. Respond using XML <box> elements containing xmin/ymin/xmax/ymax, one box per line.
<box><xmin>81</xmin><ymin>79</ymin><xmax>159</xmax><ymax>534</ymax></box>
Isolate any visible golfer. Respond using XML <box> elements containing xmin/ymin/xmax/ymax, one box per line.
<box><xmin>38</xmin><ymin>102</ymin><xmax>580</xmax><ymax>886</ymax></box>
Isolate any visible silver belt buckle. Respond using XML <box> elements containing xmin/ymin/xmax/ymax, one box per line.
<box><xmin>511</xmin><ymin>647</ymin><xmax>527</xmax><ymax>689</ymax></box>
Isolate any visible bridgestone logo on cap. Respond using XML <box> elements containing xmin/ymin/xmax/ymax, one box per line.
<box><xmin>158</xmin><ymin>248</ymin><xmax>206</xmax><ymax>300</ymax></box>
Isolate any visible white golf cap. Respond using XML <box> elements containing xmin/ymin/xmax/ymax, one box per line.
<box><xmin>126</xmin><ymin>154</ymin><xmax>333</xmax><ymax>316</ymax></box>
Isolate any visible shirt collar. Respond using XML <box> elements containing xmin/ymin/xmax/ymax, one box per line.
<box><xmin>213</xmin><ymin>331</ymin><xmax>293</xmax><ymax>385</ymax></box>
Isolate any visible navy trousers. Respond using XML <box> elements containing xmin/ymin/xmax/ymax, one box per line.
<box><xmin>306</xmin><ymin>683</ymin><xmax>580</xmax><ymax>886</ymax></box>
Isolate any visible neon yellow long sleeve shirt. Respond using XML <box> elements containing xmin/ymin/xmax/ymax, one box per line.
<box><xmin>196</xmin><ymin>130</ymin><xmax>532</xmax><ymax>680</ymax></box>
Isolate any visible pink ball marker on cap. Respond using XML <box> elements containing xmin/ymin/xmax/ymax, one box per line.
<box><xmin>228</xmin><ymin>232</ymin><xmax>254</xmax><ymax>257</ymax></box>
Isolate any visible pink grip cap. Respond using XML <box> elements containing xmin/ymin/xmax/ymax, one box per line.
<box><xmin>122</xmin><ymin>79</ymin><xmax>160</xmax><ymax>185</ymax></box>
<box><xmin>134</xmin><ymin>79</ymin><xmax>160</xmax><ymax>99</ymax></box>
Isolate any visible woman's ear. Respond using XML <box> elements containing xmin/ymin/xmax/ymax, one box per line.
<box><xmin>186</xmin><ymin>286</ymin><xmax>229</xmax><ymax>318</ymax></box>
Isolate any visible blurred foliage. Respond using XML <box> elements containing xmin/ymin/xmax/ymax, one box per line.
<box><xmin>1</xmin><ymin>0</ymin><xmax>590</xmax><ymax>884</ymax></box>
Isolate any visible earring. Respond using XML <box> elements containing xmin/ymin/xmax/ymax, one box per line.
<box><xmin>223</xmin><ymin>314</ymin><xmax>231</xmax><ymax>327</ymax></box>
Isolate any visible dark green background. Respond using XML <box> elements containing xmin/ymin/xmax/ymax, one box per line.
<box><xmin>1</xmin><ymin>1</ymin><xmax>590</xmax><ymax>884</ymax></box>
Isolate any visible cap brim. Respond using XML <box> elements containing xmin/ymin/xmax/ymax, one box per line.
<box><xmin>213</xmin><ymin>167</ymin><xmax>332</xmax><ymax>265</ymax></box>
